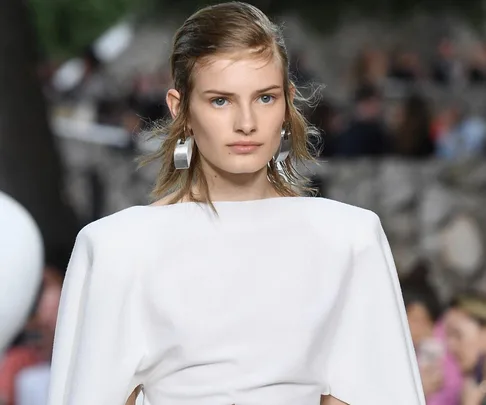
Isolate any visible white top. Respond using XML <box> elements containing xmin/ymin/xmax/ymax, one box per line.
<box><xmin>47</xmin><ymin>196</ymin><xmax>425</xmax><ymax>405</ymax></box>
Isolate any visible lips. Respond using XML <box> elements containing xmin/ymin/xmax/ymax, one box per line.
<box><xmin>227</xmin><ymin>141</ymin><xmax>263</xmax><ymax>147</ymax></box>
<box><xmin>227</xmin><ymin>141</ymin><xmax>262</xmax><ymax>154</ymax></box>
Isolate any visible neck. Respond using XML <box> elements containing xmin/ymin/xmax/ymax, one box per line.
<box><xmin>194</xmin><ymin>157</ymin><xmax>279</xmax><ymax>202</ymax></box>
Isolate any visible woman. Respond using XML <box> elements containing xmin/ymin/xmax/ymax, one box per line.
<box><xmin>390</xmin><ymin>93</ymin><xmax>435</xmax><ymax>158</ymax></box>
<box><xmin>46</xmin><ymin>3</ymin><xmax>425</xmax><ymax>405</ymax></box>
<box><xmin>402</xmin><ymin>272</ymin><xmax>462</xmax><ymax>405</ymax></box>
<box><xmin>445</xmin><ymin>293</ymin><xmax>486</xmax><ymax>405</ymax></box>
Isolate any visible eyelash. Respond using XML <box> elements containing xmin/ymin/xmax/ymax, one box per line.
<box><xmin>210</xmin><ymin>94</ymin><xmax>276</xmax><ymax>107</ymax></box>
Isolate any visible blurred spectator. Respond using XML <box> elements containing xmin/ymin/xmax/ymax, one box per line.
<box><xmin>388</xmin><ymin>48</ymin><xmax>422</xmax><ymax>82</ymax></box>
<box><xmin>127</xmin><ymin>72</ymin><xmax>169</xmax><ymax>131</ymax></box>
<box><xmin>15</xmin><ymin>363</ymin><xmax>50</xmax><ymax>405</ymax></box>
<box><xmin>389</xmin><ymin>93</ymin><xmax>435</xmax><ymax>158</ymax></box>
<box><xmin>349</xmin><ymin>47</ymin><xmax>389</xmax><ymax>90</ymax></box>
<box><xmin>445</xmin><ymin>293</ymin><xmax>486</xmax><ymax>405</ymax></box>
<box><xmin>467</xmin><ymin>44</ymin><xmax>486</xmax><ymax>84</ymax></box>
<box><xmin>96</xmin><ymin>98</ymin><xmax>128</xmax><ymax>126</ymax></box>
<box><xmin>402</xmin><ymin>264</ymin><xmax>463</xmax><ymax>405</ymax></box>
<box><xmin>402</xmin><ymin>264</ymin><xmax>443</xmax><ymax>346</ymax></box>
<box><xmin>35</xmin><ymin>264</ymin><xmax>65</xmax><ymax>360</ymax></box>
<box><xmin>0</xmin><ymin>323</ymin><xmax>42</xmax><ymax>405</ymax></box>
<box><xmin>289</xmin><ymin>51</ymin><xmax>315</xmax><ymax>87</ymax></box>
<box><xmin>305</xmin><ymin>99</ymin><xmax>345</xmax><ymax>157</ymax></box>
<box><xmin>434</xmin><ymin>103</ymin><xmax>486</xmax><ymax>159</ymax></box>
<box><xmin>333</xmin><ymin>85</ymin><xmax>391</xmax><ymax>157</ymax></box>
<box><xmin>0</xmin><ymin>249</ymin><xmax>68</xmax><ymax>405</ymax></box>
<box><xmin>432</xmin><ymin>38</ymin><xmax>464</xmax><ymax>86</ymax></box>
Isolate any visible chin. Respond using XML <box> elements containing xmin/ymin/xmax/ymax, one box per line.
<box><xmin>220</xmin><ymin>160</ymin><xmax>269</xmax><ymax>175</ymax></box>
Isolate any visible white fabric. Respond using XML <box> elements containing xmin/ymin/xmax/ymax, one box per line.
<box><xmin>47</xmin><ymin>196</ymin><xmax>425</xmax><ymax>405</ymax></box>
<box><xmin>0</xmin><ymin>192</ymin><xmax>43</xmax><ymax>355</ymax></box>
<box><xmin>16</xmin><ymin>363</ymin><xmax>51</xmax><ymax>405</ymax></box>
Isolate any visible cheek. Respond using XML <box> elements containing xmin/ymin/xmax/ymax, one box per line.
<box><xmin>191</xmin><ymin>115</ymin><xmax>227</xmax><ymax>152</ymax></box>
<box><xmin>455</xmin><ymin>330</ymin><xmax>483</xmax><ymax>369</ymax></box>
<box><xmin>259</xmin><ymin>107</ymin><xmax>286</xmax><ymax>142</ymax></box>
<box><xmin>464</xmin><ymin>332</ymin><xmax>483</xmax><ymax>356</ymax></box>
<box><xmin>267</xmin><ymin>100</ymin><xmax>286</xmax><ymax>128</ymax></box>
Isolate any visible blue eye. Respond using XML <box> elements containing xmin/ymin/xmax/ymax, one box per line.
<box><xmin>211</xmin><ymin>98</ymin><xmax>228</xmax><ymax>107</ymax></box>
<box><xmin>259</xmin><ymin>95</ymin><xmax>275</xmax><ymax>104</ymax></box>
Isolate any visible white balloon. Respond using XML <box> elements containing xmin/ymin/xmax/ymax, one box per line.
<box><xmin>0</xmin><ymin>192</ymin><xmax>43</xmax><ymax>355</ymax></box>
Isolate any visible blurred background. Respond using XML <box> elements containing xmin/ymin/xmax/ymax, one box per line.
<box><xmin>1</xmin><ymin>0</ymin><xmax>486</xmax><ymax>404</ymax></box>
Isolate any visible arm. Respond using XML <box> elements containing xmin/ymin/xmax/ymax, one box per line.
<box><xmin>426</xmin><ymin>340</ymin><xmax>463</xmax><ymax>405</ymax></box>
<box><xmin>47</xmin><ymin>228</ymin><xmax>146</xmax><ymax>405</ymax></box>
<box><xmin>125</xmin><ymin>385</ymin><xmax>142</xmax><ymax>405</ymax></box>
<box><xmin>461</xmin><ymin>378</ymin><xmax>486</xmax><ymax>405</ymax></box>
<box><xmin>321</xmin><ymin>395</ymin><xmax>348</xmax><ymax>405</ymax></box>
<box><xmin>322</xmin><ymin>212</ymin><xmax>426</xmax><ymax>405</ymax></box>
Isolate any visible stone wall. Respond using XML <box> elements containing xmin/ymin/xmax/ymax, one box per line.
<box><xmin>59</xmin><ymin>137</ymin><xmax>486</xmax><ymax>302</ymax></box>
<box><xmin>306</xmin><ymin>159</ymin><xmax>486</xmax><ymax>301</ymax></box>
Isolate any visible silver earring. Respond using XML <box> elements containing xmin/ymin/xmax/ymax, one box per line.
<box><xmin>174</xmin><ymin>135</ymin><xmax>194</xmax><ymax>170</ymax></box>
<box><xmin>273</xmin><ymin>127</ymin><xmax>291</xmax><ymax>163</ymax></box>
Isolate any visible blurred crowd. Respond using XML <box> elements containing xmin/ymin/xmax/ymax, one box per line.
<box><xmin>38</xmin><ymin>36</ymin><xmax>486</xmax><ymax>160</ymax></box>
<box><xmin>402</xmin><ymin>264</ymin><xmax>486</xmax><ymax>405</ymax></box>
<box><xmin>0</xmin><ymin>250</ymin><xmax>69</xmax><ymax>405</ymax></box>
<box><xmin>313</xmin><ymin>84</ymin><xmax>486</xmax><ymax>160</ymax></box>
<box><xmin>349</xmin><ymin>37</ymin><xmax>486</xmax><ymax>88</ymax></box>
<box><xmin>314</xmin><ymin>37</ymin><xmax>486</xmax><ymax>160</ymax></box>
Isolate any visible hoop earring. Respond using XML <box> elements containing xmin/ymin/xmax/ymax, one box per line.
<box><xmin>273</xmin><ymin>127</ymin><xmax>291</xmax><ymax>163</ymax></box>
<box><xmin>174</xmin><ymin>132</ymin><xmax>194</xmax><ymax>170</ymax></box>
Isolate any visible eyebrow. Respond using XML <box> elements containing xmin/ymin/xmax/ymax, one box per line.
<box><xmin>202</xmin><ymin>85</ymin><xmax>283</xmax><ymax>96</ymax></box>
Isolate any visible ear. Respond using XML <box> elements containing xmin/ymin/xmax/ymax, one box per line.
<box><xmin>166</xmin><ymin>89</ymin><xmax>181</xmax><ymax>119</ymax></box>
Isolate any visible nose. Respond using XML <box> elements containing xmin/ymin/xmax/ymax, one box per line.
<box><xmin>234</xmin><ymin>105</ymin><xmax>257</xmax><ymax>135</ymax></box>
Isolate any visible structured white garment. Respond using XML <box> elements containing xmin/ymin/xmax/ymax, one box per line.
<box><xmin>47</xmin><ymin>196</ymin><xmax>425</xmax><ymax>405</ymax></box>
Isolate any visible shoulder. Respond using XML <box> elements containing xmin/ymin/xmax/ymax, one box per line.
<box><xmin>297</xmin><ymin>197</ymin><xmax>381</xmax><ymax>226</ymax></box>
<box><xmin>67</xmin><ymin>206</ymin><xmax>166</xmax><ymax>278</ymax></box>
<box><xmin>74</xmin><ymin>206</ymin><xmax>157</xmax><ymax>253</ymax></box>
<box><xmin>297</xmin><ymin>197</ymin><xmax>384</xmax><ymax>246</ymax></box>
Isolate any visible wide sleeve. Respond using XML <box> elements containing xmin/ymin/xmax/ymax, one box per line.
<box><xmin>47</xmin><ymin>227</ymin><xmax>147</xmax><ymax>405</ymax></box>
<box><xmin>323</xmin><ymin>212</ymin><xmax>426</xmax><ymax>405</ymax></box>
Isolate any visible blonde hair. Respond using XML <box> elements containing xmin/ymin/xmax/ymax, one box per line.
<box><xmin>451</xmin><ymin>293</ymin><xmax>486</xmax><ymax>326</ymax></box>
<box><xmin>139</xmin><ymin>2</ymin><xmax>319</xmax><ymax>208</ymax></box>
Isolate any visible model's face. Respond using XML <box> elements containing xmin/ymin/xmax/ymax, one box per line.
<box><xmin>169</xmin><ymin>54</ymin><xmax>287</xmax><ymax>175</ymax></box>
<box><xmin>445</xmin><ymin>308</ymin><xmax>486</xmax><ymax>373</ymax></box>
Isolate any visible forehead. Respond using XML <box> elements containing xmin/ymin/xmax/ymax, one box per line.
<box><xmin>192</xmin><ymin>53</ymin><xmax>284</xmax><ymax>92</ymax></box>
<box><xmin>446</xmin><ymin>309</ymin><xmax>477</xmax><ymax>329</ymax></box>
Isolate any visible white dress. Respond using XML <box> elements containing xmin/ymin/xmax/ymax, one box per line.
<box><xmin>47</xmin><ymin>196</ymin><xmax>425</xmax><ymax>405</ymax></box>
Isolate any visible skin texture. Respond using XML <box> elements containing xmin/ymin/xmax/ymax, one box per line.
<box><xmin>321</xmin><ymin>395</ymin><xmax>347</xmax><ymax>405</ymax></box>
<box><xmin>165</xmin><ymin>53</ymin><xmax>287</xmax><ymax>202</ymax></box>
<box><xmin>407</xmin><ymin>302</ymin><xmax>435</xmax><ymax>348</ymax></box>
<box><xmin>445</xmin><ymin>309</ymin><xmax>486</xmax><ymax>405</ymax></box>
<box><xmin>445</xmin><ymin>308</ymin><xmax>486</xmax><ymax>374</ymax></box>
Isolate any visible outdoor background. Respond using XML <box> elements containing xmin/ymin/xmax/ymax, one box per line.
<box><xmin>1</xmin><ymin>0</ymin><xmax>486</xmax><ymax>404</ymax></box>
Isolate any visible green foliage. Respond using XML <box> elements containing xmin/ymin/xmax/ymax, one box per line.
<box><xmin>28</xmin><ymin>0</ymin><xmax>139</xmax><ymax>58</ymax></box>
<box><xmin>148</xmin><ymin>0</ymin><xmax>485</xmax><ymax>29</ymax></box>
